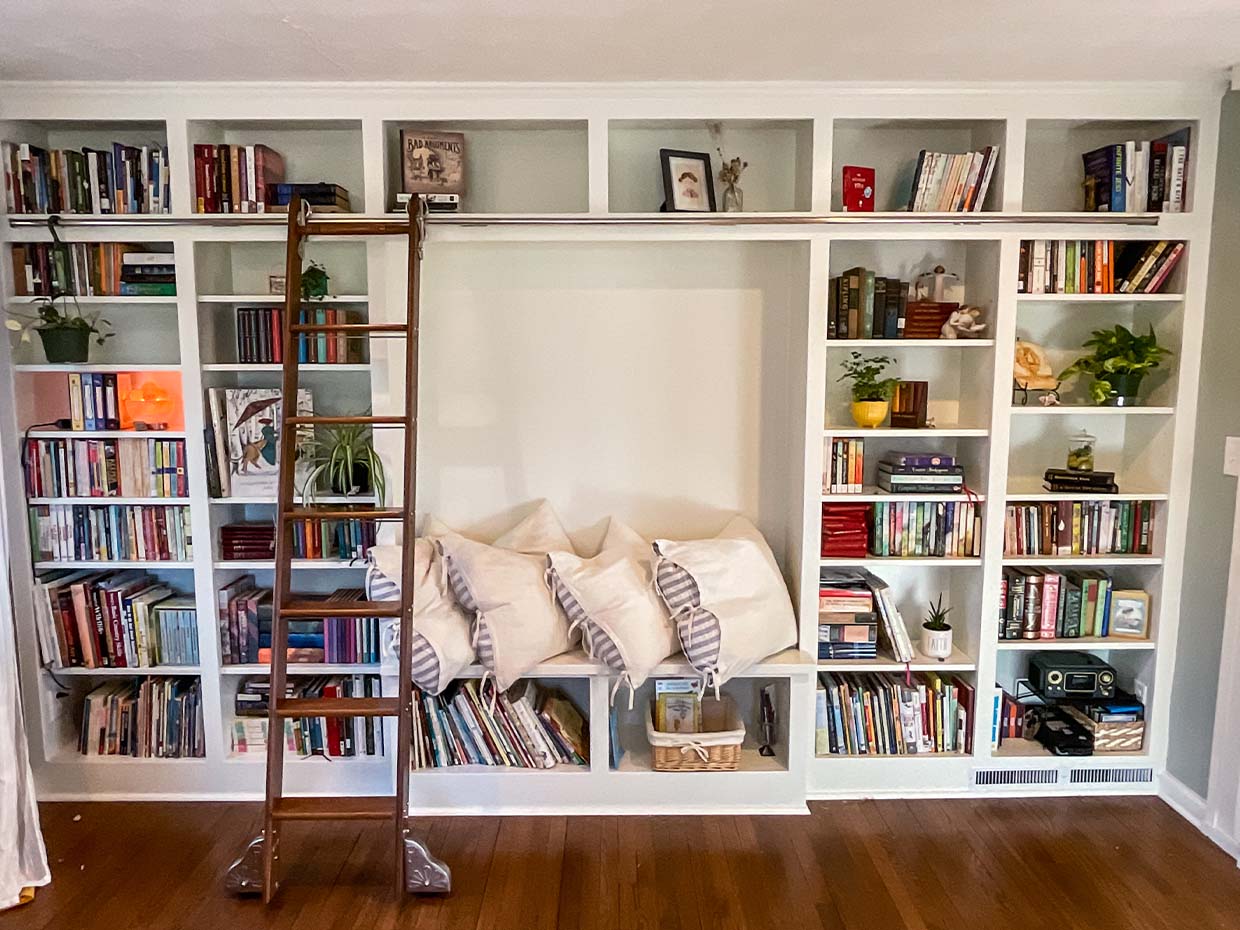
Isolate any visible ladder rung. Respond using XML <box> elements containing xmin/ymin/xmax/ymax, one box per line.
<box><xmin>285</xmin><ymin>415</ymin><xmax>406</xmax><ymax>427</ymax></box>
<box><xmin>289</xmin><ymin>322</ymin><xmax>406</xmax><ymax>335</ymax></box>
<box><xmin>280</xmin><ymin>599</ymin><xmax>403</xmax><ymax>619</ymax></box>
<box><xmin>282</xmin><ymin>508</ymin><xmax>405</xmax><ymax>521</ymax></box>
<box><xmin>276</xmin><ymin>697</ymin><xmax>400</xmax><ymax>718</ymax></box>
<box><xmin>271</xmin><ymin>796</ymin><xmax>397</xmax><ymax>822</ymax></box>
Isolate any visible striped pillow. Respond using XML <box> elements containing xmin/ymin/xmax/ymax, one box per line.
<box><xmin>547</xmin><ymin>568</ymin><xmax>624</xmax><ymax>672</ymax></box>
<box><xmin>365</xmin><ymin>558</ymin><xmax>442</xmax><ymax>694</ymax></box>
<box><xmin>653</xmin><ymin>557</ymin><xmax>722</xmax><ymax>677</ymax></box>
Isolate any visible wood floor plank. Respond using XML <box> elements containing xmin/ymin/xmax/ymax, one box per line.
<box><xmin>6</xmin><ymin>798</ymin><xmax>1240</xmax><ymax>930</ymax></box>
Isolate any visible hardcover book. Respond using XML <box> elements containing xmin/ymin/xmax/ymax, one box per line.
<box><xmin>222</xmin><ymin>388</ymin><xmax>313</xmax><ymax>496</ymax></box>
<box><xmin>400</xmin><ymin>129</ymin><xmax>465</xmax><ymax>195</ymax></box>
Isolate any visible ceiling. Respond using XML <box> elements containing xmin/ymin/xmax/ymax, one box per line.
<box><xmin>2</xmin><ymin>0</ymin><xmax>1239</xmax><ymax>84</ymax></box>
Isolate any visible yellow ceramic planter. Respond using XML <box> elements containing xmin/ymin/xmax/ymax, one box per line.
<box><xmin>850</xmin><ymin>400</ymin><xmax>890</xmax><ymax>428</ymax></box>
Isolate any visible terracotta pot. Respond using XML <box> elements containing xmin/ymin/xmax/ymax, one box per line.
<box><xmin>850</xmin><ymin>400</ymin><xmax>889</xmax><ymax>428</ymax></box>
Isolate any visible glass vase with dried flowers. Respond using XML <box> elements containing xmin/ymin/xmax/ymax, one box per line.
<box><xmin>706</xmin><ymin>121</ymin><xmax>748</xmax><ymax>213</ymax></box>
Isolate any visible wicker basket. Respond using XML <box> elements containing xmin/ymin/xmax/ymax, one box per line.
<box><xmin>646</xmin><ymin>694</ymin><xmax>746</xmax><ymax>772</ymax></box>
<box><xmin>1064</xmin><ymin>705</ymin><xmax>1145</xmax><ymax>753</ymax></box>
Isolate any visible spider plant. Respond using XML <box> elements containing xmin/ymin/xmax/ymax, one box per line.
<box><xmin>300</xmin><ymin>422</ymin><xmax>385</xmax><ymax>504</ymax></box>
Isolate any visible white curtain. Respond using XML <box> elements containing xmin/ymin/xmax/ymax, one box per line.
<box><xmin>0</xmin><ymin>512</ymin><xmax>49</xmax><ymax>909</ymax></box>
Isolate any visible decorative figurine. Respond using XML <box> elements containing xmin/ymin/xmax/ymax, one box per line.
<box><xmin>940</xmin><ymin>306</ymin><xmax>987</xmax><ymax>339</ymax></box>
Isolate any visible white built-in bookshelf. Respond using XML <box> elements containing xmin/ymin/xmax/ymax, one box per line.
<box><xmin>0</xmin><ymin>81</ymin><xmax>1222</xmax><ymax>811</ymax></box>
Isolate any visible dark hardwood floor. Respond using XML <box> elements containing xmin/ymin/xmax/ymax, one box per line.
<box><xmin>5</xmin><ymin>798</ymin><xmax>1238</xmax><ymax>929</ymax></box>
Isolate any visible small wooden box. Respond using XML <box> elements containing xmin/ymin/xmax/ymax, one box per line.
<box><xmin>1064</xmin><ymin>706</ymin><xmax>1145</xmax><ymax>753</ymax></box>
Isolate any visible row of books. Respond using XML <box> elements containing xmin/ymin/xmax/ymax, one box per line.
<box><xmin>79</xmin><ymin>678</ymin><xmax>204</xmax><ymax>758</ymax></box>
<box><xmin>217</xmin><ymin>579</ymin><xmax>381</xmax><ymax>665</ymax></box>
<box><xmin>3</xmin><ymin>141</ymin><xmax>172</xmax><ymax>215</ymax></box>
<box><xmin>815</xmin><ymin>671</ymin><xmax>974</xmax><ymax>755</ymax></box>
<box><xmin>193</xmin><ymin>143</ymin><xmax>286</xmax><ymax>214</ymax></box>
<box><xmin>23</xmin><ymin>437</ymin><xmax>188</xmax><ymax>499</ymax></box>
<box><xmin>820</xmin><ymin>568</ymin><xmax>915</xmax><ymax>662</ymax></box>
<box><xmin>33</xmin><ymin>569</ymin><xmax>197</xmax><ymax>669</ymax></box>
<box><xmin>828</xmin><ymin>269</ymin><xmax>911</xmax><ymax>339</ymax></box>
<box><xmin>993</xmin><ymin>688</ymin><xmax>1027</xmax><ymax>745</ymax></box>
<box><xmin>413</xmin><ymin>680</ymin><xmax>588</xmax><ymax>769</ymax></box>
<box><xmin>1082</xmin><ymin>130</ymin><xmax>1188</xmax><ymax>213</ymax></box>
<box><xmin>871</xmin><ymin>500</ymin><xmax>982</xmax><ymax>559</ymax></box>
<box><xmin>66</xmin><ymin>372</ymin><xmax>121</xmax><ymax>430</ymax></box>
<box><xmin>232</xmin><ymin>675</ymin><xmax>385</xmax><ymax>758</ymax></box>
<box><xmin>234</xmin><ymin>306</ymin><xmax>366</xmax><ymax>364</ymax></box>
<box><xmin>10</xmin><ymin>244</ymin><xmax>176</xmax><ymax>298</ymax></box>
<box><xmin>1018</xmin><ymin>239</ymin><xmax>1184</xmax><ymax>295</ymax></box>
<box><xmin>218</xmin><ymin>519</ymin><xmax>375</xmax><ymax>562</ymax></box>
<box><xmin>28</xmin><ymin>503</ymin><xmax>193</xmax><ymax>563</ymax></box>
<box><xmin>826</xmin><ymin>438</ymin><xmax>864</xmax><ymax>493</ymax></box>
<box><xmin>905</xmin><ymin>147</ymin><xmax>999</xmax><ymax>213</ymax></box>
<box><xmin>1003</xmin><ymin>500</ymin><xmax>1154</xmax><ymax>557</ymax></box>
<box><xmin>205</xmin><ymin>387</ymin><xmax>312</xmax><ymax>498</ymax></box>
<box><xmin>999</xmin><ymin>568</ymin><xmax>1139</xmax><ymax>640</ymax></box>
<box><xmin>821</xmin><ymin>502</ymin><xmax>869</xmax><ymax>558</ymax></box>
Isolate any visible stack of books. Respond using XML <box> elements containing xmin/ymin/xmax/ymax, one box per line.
<box><xmin>877</xmin><ymin>451</ymin><xmax>963</xmax><ymax>494</ymax></box>
<box><xmin>828</xmin><ymin>267</ymin><xmax>910</xmax><ymax>339</ymax></box>
<box><xmin>119</xmin><ymin>251</ymin><xmax>176</xmax><ymax>297</ymax></box>
<box><xmin>999</xmin><ymin>568</ymin><xmax>1122</xmax><ymax>639</ymax></box>
<box><xmin>869</xmin><ymin>500</ymin><xmax>981</xmax><ymax>558</ymax></box>
<box><xmin>1082</xmin><ymin>129</ymin><xmax>1189</xmax><ymax>213</ymax></box>
<box><xmin>193</xmin><ymin>143</ymin><xmax>286</xmax><ymax>213</ymax></box>
<box><xmin>79</xmin><ymin>677</ymin><xmax>204</xmax><ymax>758</ymax></box>
<box><xmin>818</xmin><ymin>575</ymin><xmax>877</xmax><ymax>660</ymax></box>
<box><xmin>820</xmin><ymin>568</ymin><xmax>915</xmax><ymax>662</ymax></box>
<box><xmin>270</xmin><ymin>182</ymin><xmax>352</xmax><ymax>212</ymax></box>
<box><xmin>3</xmin><ymin>140</ymin><xmax>171</xmax><ymax>214</ymax></box>
<box><xmin>218</xmin><ymin>518</ymin><xmax>375</xmax><ymax>562</ymax></box>
<box><xmin>816</xmin><ymin>671</ymin><xmax>974</xmax><ymax>755</ymax></box>
<box><xmin>11</xmin><ymin>243</ymin><xmax>175</xmax><ymax>298</ymax></box>
<box><xmin>218</xmin><ymin>522</ymin><xmax>275</xmax><ymax>561</ymax></box>
<box><xmin>31</xmin><ymin>570</ymin><xmax>197</xmax><ymax>669</ymax></box>
<box><xmin>821</xmin><ymin>503</ymin><xmax>870</xmax><ymax>558</ymax></box>
<box><xmin>232</xmin><ymin>674</ymin><xmax>385</xmax><ymax>758</ymax></box>
<box><xmin>826</xmin><ymin>438</ymin><xmax>863</xmax><ymax>493</ymax></box>
<box><xmin>23</xmin><ymin>436</ymin><xmax>187</xmax><ymax>499</ymax></box>
<box><xmin>412</xmin><ymin>680</ymin><xmax>588</xmax><ymax>769</ymax></box>
<box><xmin>905</xmin><ymin>146</ymin><xmax>999</xmax><ymax>212</ymax></box>
<box><xmin>28</xmin><ymin>503</ymin><xmax>192</xmax><ymax>563</ymax></box>
<box><xmin>1018</xmin><ymin>239</ymin><xmax>1184</xmax><ymax>295</ymax></box>
<box><xmin>1044</xmin><ymin>468</ymin><xmax>1118</xmax><ymax>494</ymax></box>
<box><xmin>1003</xmin><ymin>500</ymin><xmax>1154</xmax><ymax>556</ymax></box>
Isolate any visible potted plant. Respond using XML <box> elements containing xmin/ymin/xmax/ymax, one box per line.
<box><xmin>1058</xmin><ymin>324</ymin><xmax>1171</xmax><ymax>406</ymax></box>
<box><xmin>921</xmin><ymin>594</ymin><xmax>953</xmax><ymax>660</ymax></box>
<box><xmin>300</xmin><ymin>422</ymin><xmax>386</xmax><ymax>503</ymax></box>
<box><xmin>5</xmin><ymin>293</ymin><xmax>113</xmax><ymax>363</ymax></box>
<box><xmin>838</xmin><ymin>351</ymin><xmax>899</xmax><ymax>428</ymax></box>
<box><xmin>301</xmin><ymin>261</ymin><xmax>330</xmax><ymax>301</ymax></box>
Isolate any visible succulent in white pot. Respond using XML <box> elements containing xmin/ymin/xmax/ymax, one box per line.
<box><xmin>921</xmin><ymin>594</ymin><xmax>953</xmax><ymax>660</ymax></box>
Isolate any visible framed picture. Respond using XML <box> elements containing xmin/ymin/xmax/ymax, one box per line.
<box><xmin>660</xmin><ymin>149</ymin><xmax>715</xmax><ymax>212</ymax></box>
<box><xmin>400</xmin><ymin>129</ymin><xmax>465</xmax><ymax>195</ymax></box>
<box><xmin>267</xmin><ymin>274</ymin><xmax>286</xmax><ymax>296</ymax></box>
<box><xmin>1108</xmin><ymin>589</ymin><xmax>1151</xmax><ymax>638</ymax></box>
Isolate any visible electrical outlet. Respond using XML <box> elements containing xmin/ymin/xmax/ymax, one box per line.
<box><xmin>1133</xmin><ymin>679</ymin><xmax>1148</xmax><ymax>703</ymax></box>
<box><xmin>1225</xmin><ymin>437</ymin><xmax>1240</xmax><ymax>477</ymax></box>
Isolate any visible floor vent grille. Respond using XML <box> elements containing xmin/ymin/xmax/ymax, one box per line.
<box><xmin>1069</xmin><ymin>767</ymin><xmax>1154</xmax><ymax>785</ymax></box>
<box><xmin>974</xmin><ymin>768</ymin><xmax>1059</xmax><ymax>787</ymax></box>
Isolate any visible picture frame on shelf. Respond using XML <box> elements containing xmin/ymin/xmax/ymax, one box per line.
<box><xmin>659</xmin><ymin>149</ymin><xmax>715</xmax><ymax>212</ymax></box>
<box><xmin>400</xmin><ymin>129</ymin><xmax>466</xmax><ymax>195</ymax></box>
<box><xmin>1108</xmin><ymin>590</ymin><xmax>1151</xmax><ymax>639</ymax></box>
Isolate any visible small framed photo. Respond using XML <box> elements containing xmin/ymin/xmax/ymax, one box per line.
<box><xmin>267</xmin><ymin>274</ymin><xmax>286</xmax><ymax>296</ymax></box>
<box><xmin>1108</xmin><ymin>589</ymin><xmax>1151</xmax><ymax>638</ymax></box>
<box><xmin>660</xmin><ymin>149</ymin><xmax>715</xmax><ymax>212</ymax></box>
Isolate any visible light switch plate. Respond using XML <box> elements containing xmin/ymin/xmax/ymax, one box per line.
<box><xmin>1226</xmin><ymin>437</ymin><xmax>1240</xmax><ymax>477</ymax></box>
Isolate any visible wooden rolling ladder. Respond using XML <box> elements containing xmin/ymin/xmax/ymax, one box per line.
<box><xmin>225</xmin><ymin>195</ymin><xmax>450</xmax><ymax>901</ymax></box>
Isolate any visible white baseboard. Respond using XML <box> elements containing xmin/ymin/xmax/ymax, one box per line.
<box><xmin>1160</xmin><ymin>773</ymin><xmax>1240</xmax><ymax>863</ymax></box>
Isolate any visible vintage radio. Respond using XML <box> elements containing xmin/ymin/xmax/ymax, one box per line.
<box><xmin>1029</xmin><ymin>651</ymin><xmax>1116</xmax><ymax>700</ymax></box>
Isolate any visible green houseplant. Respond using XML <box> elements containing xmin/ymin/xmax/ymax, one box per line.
<box><xmin>920</xmin><ymin>594</ymin><xmax>953</xmax><ymax>660</ymax></box>
<box><xmin>838</xmin><ymin>351</ymin><xmax>899</xmax><ymax>428</ymax></box>
<box><xmin>5</xmin><ymin>293</ymin><xmax>113</xmax><ymax>363</ymax></box>
<box><xmin>1058</xmin><ymin>324</ymin><xmax>1171</xmax><ymax>406</ymax></box>
<box><xmin>300</xmin><ymin>423</ymin><xmax>386</xmax><ymax>503</ymax></box>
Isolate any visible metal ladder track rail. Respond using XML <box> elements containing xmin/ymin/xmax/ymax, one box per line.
<box><xmin>225</xmin><ymin>195</ymin><xmax>450</xmax><ymax>902</ymax></box>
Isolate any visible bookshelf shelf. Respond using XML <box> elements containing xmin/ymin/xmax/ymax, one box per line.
<box><xmin>46</xmin><ymin>666</ymin><xmax>202</xmax><ymax>676</ymax></box>
<box><xmin>817</xmin><ymin>643</ymin><xmax>975</xmax><ymax>672</ymax></box>
<box><xmin>1010</xmin><ymin>405</ymin><xmax>1175</xmax><ymax>416</ymax></box>
<box><xmin>826</xmin><ymin>339</ymin><xmax>996</xmax><ymax>349</ymax></box>
<box><xmin>1</xmin><ymin>81</ymin><xmax>1215</xmax><ymax>809</ymax></box>
<box><xmin>821</xmin><ymin>488</ymin><xmax>985</xmax><ymax>503</ymax></box>
<box><xmin>1001</xmin><ymin>555</ymin><xmax>1162</xmax><ymax>567</ymax></box>
<box><xmin>220</xmin><ymin>663</ymin><xmax>381</xmax><ymax>676</ymax></box>
<box><xmin>210</xmin><ymin>495</ymin><xmax>374</xmax><ymax>506</ymax></box>
<box><xmin>28</xmin><ymin>497</ymin><xmax>188</xmax><ymax>505</ymax></box>
<box><xmin>996</xmin><ymin>637</ymin><xmax>1155</xmax><ymax>651</ymax></box>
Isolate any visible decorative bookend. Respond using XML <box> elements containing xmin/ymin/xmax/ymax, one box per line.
<box><xmin>890</xmin><ymin>380</ymin><xmax>929</xmax><ymax>429</ymax></box>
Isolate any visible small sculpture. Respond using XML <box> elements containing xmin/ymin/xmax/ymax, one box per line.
<box><xmin>1013</xmin><ymin>339</ymin><xmax>1061</xmax><ymax>405</ymax></box>
<box><xmin>941</xmin><ymin>306</ymin><xmax>987</xmax><ymax>339</ymax></box>
<box><xmin>914</xmin><ymin>265</ymin><xmax>965</xmax><ymax>304</ymax></box>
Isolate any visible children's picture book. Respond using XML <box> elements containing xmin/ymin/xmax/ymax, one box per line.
<box><xmin>222</xmin><ymin>388</ymin><xmax>312</xmax><ymax>496</ymax></box>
